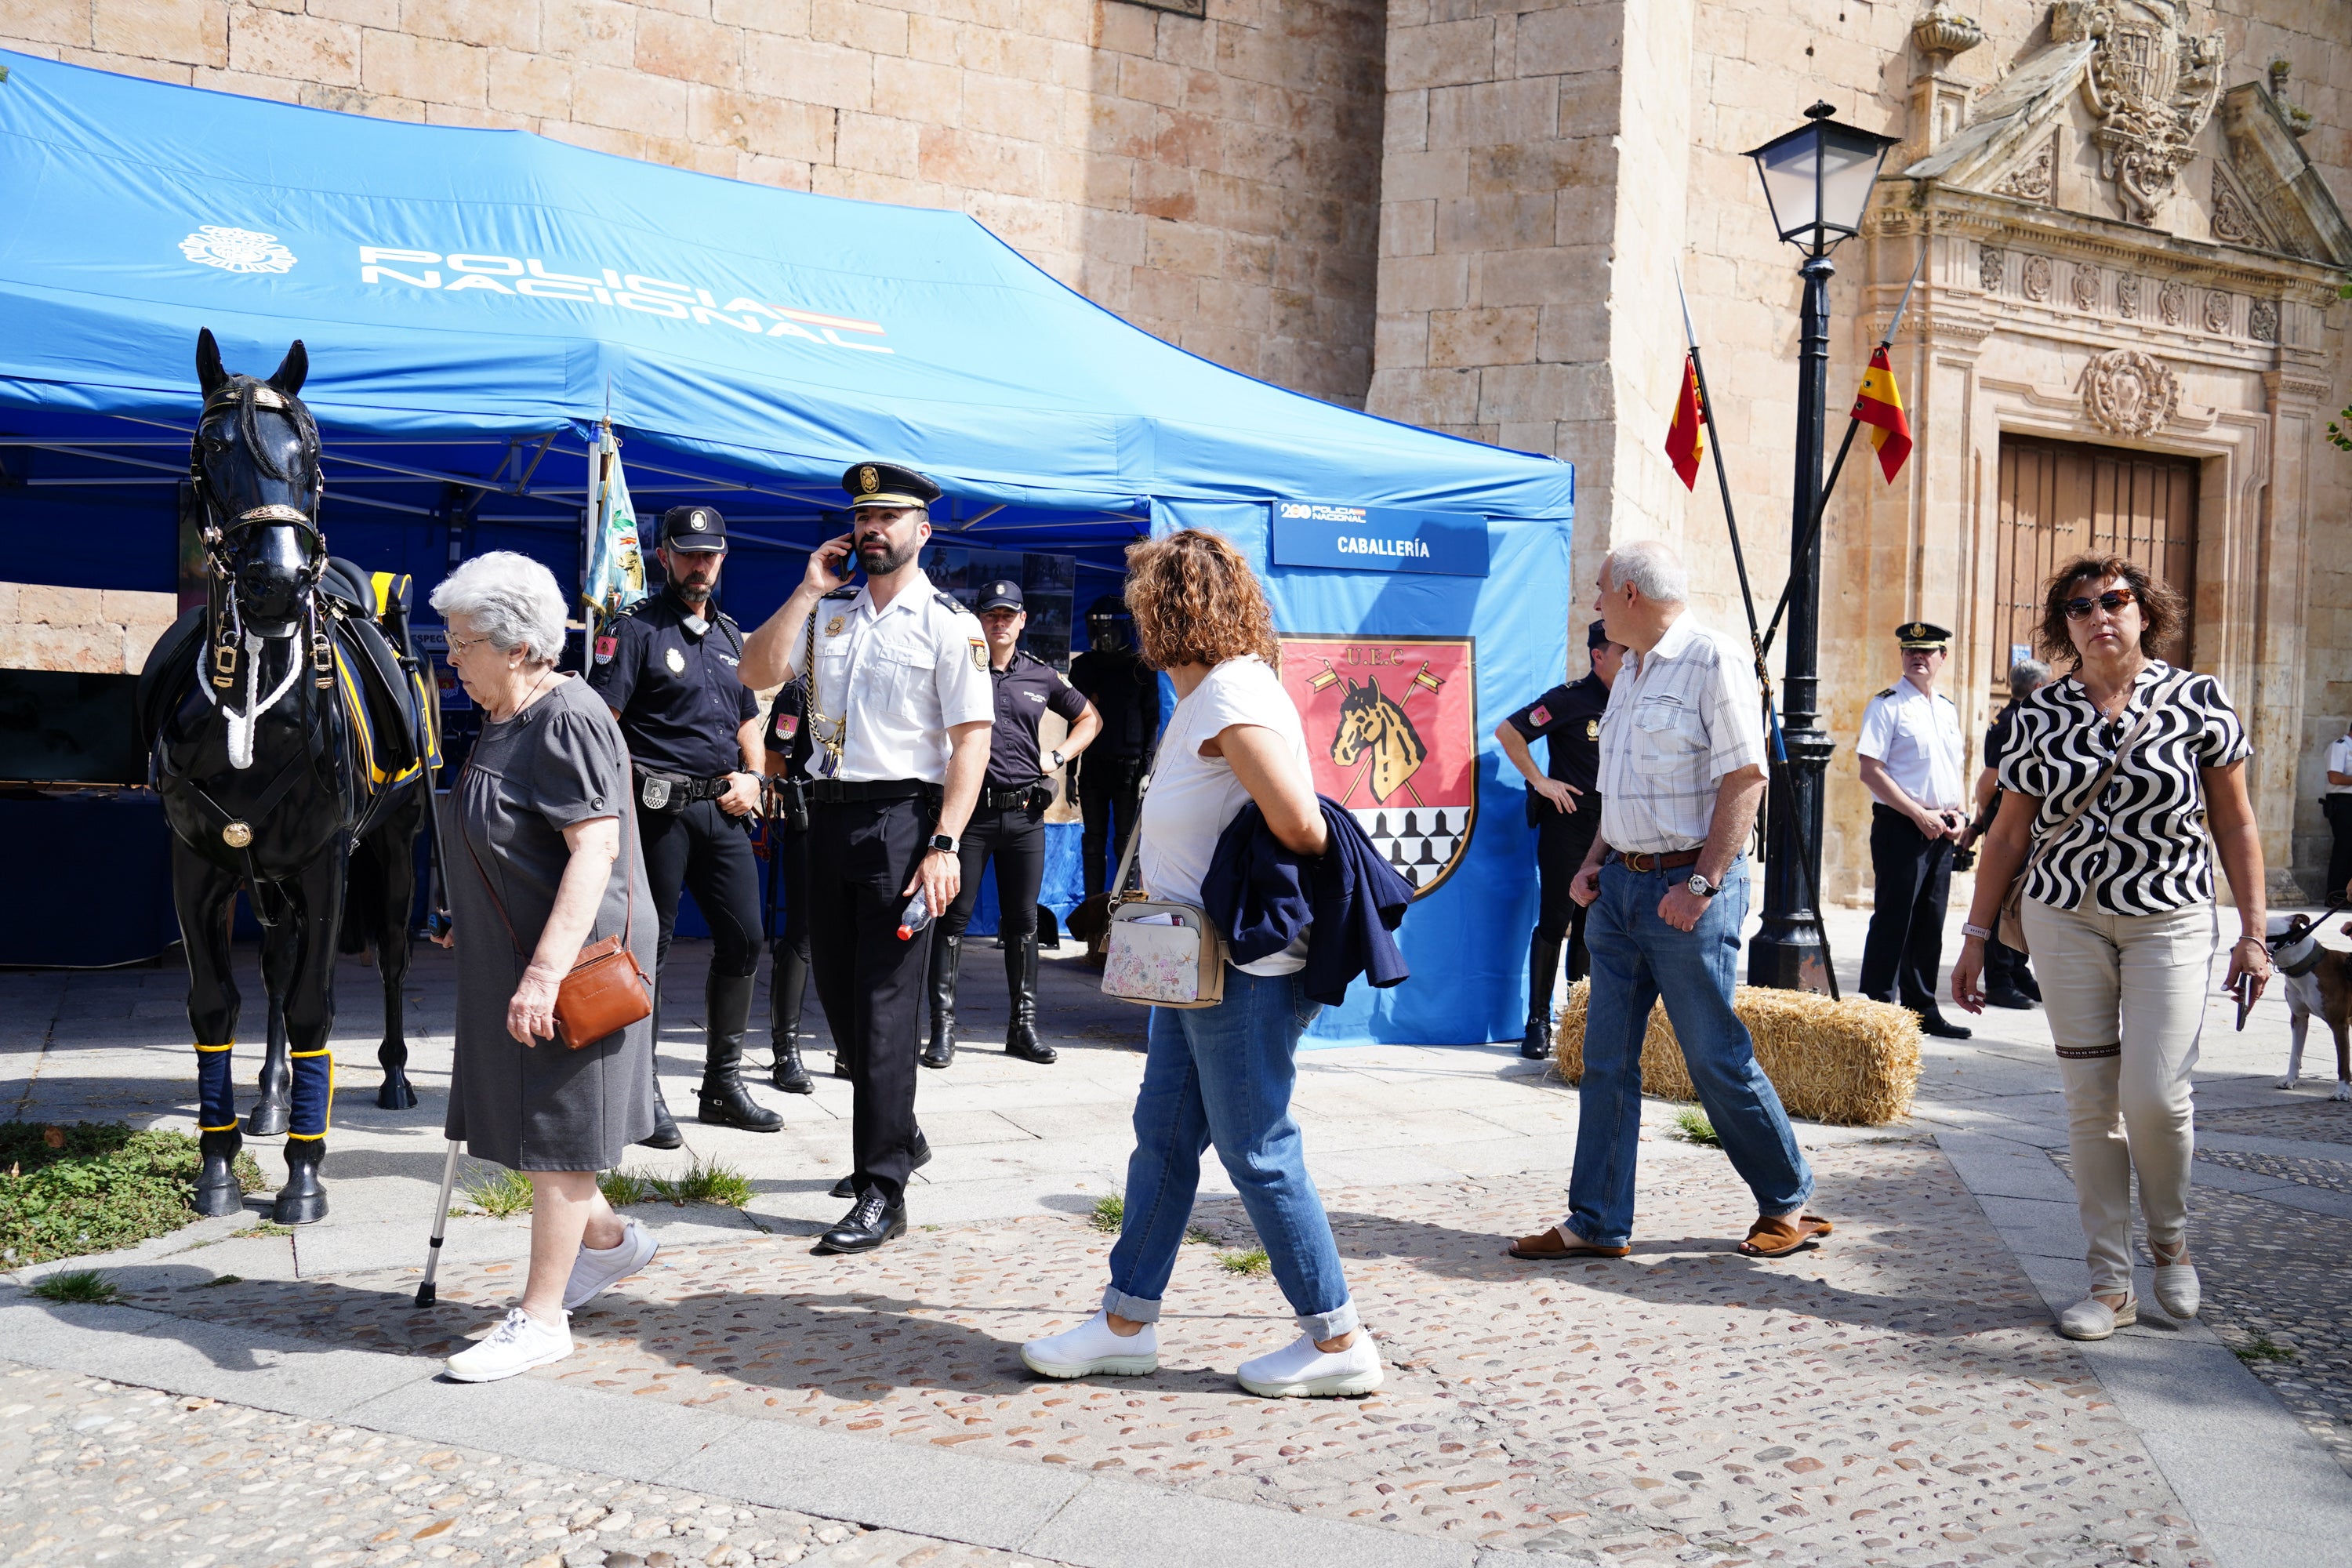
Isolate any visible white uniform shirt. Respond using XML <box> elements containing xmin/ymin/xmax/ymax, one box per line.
<box><xmin>2328</xmin><ymin>734</ymin><xmax>2352</xmax><ymax>795</ymax></box>
<box><xmin>801</xmin><ymin>568</ymin><xmax>993</xmax><ymax>783</ymax></box>
<box><xmin>1857</xmin><ymin>677</ymin><xmax>1965</xmax><ymax>811</ymax></box>
<box><xmin>1595</xmin><ymin>615</ymin><xmax>1768</xmax><ymax>855</ymax></box>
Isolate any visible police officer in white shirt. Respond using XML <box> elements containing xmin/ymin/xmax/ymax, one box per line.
<box><xmin>738</xmin><ymin>461</ymin><xmax>993</xmax><ymax>1254</ymax></box>
<box><xmin>1857</xmin><ymin>621</ymin><xmax>1972</xmax><ymax>1039</ymax></box>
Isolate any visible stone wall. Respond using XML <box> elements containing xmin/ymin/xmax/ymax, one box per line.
<box><xmin>0</xmin><ymin>582</ymin><xmax>180</xmax><ymax>673</ymax></box>
<box><xmin>0</xmin><ymin>0</ymin><xmax>1385</xmax><ymax>406</ymax></box>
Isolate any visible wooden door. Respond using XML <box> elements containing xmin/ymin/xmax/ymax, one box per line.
<box><xmin>1992</xmin><ymin>434</ymin><xmax>2198</xmax><ymax>677</ymax></box>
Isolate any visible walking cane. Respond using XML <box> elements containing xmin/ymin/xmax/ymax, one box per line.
<box><xmin>413</xmin><ymin>1138</ymin><xmax>462</xmax><ymax>1308</ymax></box>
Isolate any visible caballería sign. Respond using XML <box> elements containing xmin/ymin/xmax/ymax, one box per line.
<box><xmin>1278</xmin><ymin>633</ymin><xmax>1477</xmax><ymax>898</ymax></box>
<box><xmin>1269</xmin><ymin>500</ymin><xmax>1488</xmax><ymax>577</ymax></box>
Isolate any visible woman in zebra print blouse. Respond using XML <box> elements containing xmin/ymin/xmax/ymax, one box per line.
<box><xmin>1951</xmin><ymin>555</ymin><xmax>2270</xmax><ymax>1344</ymax></box>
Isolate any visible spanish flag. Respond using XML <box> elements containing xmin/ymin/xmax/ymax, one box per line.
<box><xmin>1853</xmin><ymin>346</ymin><xmax>1913</xmax><ymax>483</ymax></box>
<box><xmin>1665</xmin><ymin>353</ymin><xmax>1706</xmax><ymax>490</ymax></box>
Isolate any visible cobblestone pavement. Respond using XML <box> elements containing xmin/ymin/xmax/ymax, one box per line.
<box><xmin>0</xmin><ymin>1361</ymin><xmax>1055</xmax><ymax>1568</ymax></box>
<box><xmin>2194</xmin><ymin>1102</ymin><xmax>2352</xmax><ymax>1145</ymax></box>
<box><xmin>106</xmin><ymin>1143</ymin><xmax>2215</xmax><ymax>1567</ymax></box>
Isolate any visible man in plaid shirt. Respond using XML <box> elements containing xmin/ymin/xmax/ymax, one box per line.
<box><xmin>1508</xmin><ymin>541</ymin><xmax>1829</xmax><ymax>1264</ymax></box>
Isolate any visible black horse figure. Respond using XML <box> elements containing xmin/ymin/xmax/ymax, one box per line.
<box><xmin>136</xmin><ymin>330</ymin><xmax>438</xmax><ymax>1224</ymax></box>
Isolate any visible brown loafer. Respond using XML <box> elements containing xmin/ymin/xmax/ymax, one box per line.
<box><xmin>1737</xmin><ymin>1213</ymin><xmax>1833</xmax><ymax>1258</ymax></box>
<box><xmin>1508</xmin><ymin>1225</ymin><xmax>1632</xmax><ymax>1261</ymax></box>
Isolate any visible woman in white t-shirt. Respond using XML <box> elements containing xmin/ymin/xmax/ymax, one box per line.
<box><xmin>1021</xmin><ymin>528</ymin><xmax>1379</xmax><ymax>1399</ymax></box>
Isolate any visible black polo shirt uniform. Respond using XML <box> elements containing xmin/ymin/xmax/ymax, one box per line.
<box><xmin>587</xmin><ymin>586</ymin><xmax>776</xmax><ymax>1131</ymax></box>
<box><xmin>929</xmin><ymin>648</ymin><xmax>1089</xmax><ymax>1069</ymax></box>
<box><xmin>1068</xmin><ymin>643</ymin><xmax>1159</xmax><ymax>898</ymax></box>
<box><xmin>1504</xmin><ymin>673</ymin><xmax>1608</xmax><ymax>1049</ymax></box>
<box><xmin>1976</xmin><ymin>701</ymin><xmax>2038</xmax><ymax>1004</ymax></box>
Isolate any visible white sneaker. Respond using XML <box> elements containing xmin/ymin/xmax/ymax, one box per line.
<box><xmin>445</xmin><ymin>1307</ymin><xmax>573</xmax><ymax>1382</ymax></box>
<box><xmin>2056</xmin><ymin>1295</ymin><xmax>2137</xmax><ymax>1341</ymax></box>
<box><xmin>564</xmin><ymin>1218</ymin><xmax>658</xmax><ymax>1311</ymax></box>
<box><xmin>1021</xmin><ymin>1310</ymin><xmax>1159</xmax><ymax>1379</ymax></box>
<box><xmin>1236</xmin><ymin>1330</ymin><xmax>1384</xmax><ymax>1398</ymax></box>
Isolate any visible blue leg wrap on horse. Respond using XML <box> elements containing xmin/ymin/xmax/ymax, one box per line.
<box><xmin>288</xmin><ymin>1047</ymin><xmax>334</xmax><ymax>1142</ymax></box>
<box><xmin>194</xmin><ymin>1043</ymin><xmax>238</xmax><ymax>1133</ymax></box>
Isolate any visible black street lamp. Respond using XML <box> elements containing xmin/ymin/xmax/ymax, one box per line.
<box><xmin>1742</xmin><ymin>102</ymin><xmax>1901</xmax><ymax>993</ymax></box>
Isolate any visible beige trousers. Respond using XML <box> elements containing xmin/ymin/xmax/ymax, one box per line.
<box><xmin>2018</xmin><ymin>897</ymin><xmax>2215</xmax><ymax>1297</ymax></box>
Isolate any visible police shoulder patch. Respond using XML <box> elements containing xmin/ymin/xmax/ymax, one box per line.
<box><xmin>970</xmin><ymin>638</ymin><xmax>987</xmax><ymax>672</ymax></box>
<box><xmin>593</xmin><ymin>633</ymin><xmax>617</xmax><ymax>666</ymax></box>
<box><xmin>1528</xmin><ymin>703</ymin><xmax>1552</xmax><ymax>727</ymax></box>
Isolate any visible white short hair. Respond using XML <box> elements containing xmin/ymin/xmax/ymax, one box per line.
<box><xmin>429</xmin><ymin>551</ymin><xmax>568</xmax><ymax>668</ymax></box>
<box><xmin>1604</xmin><ymin>540</ymin><xmax>1689</xmax><ymax>605</ymax></box>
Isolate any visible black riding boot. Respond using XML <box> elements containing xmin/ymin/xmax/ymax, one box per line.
<box><xmin>921</xmin><ymin>933</ymin><xmax>960</xmax><ymax>1069</ymax></box>
<box><xmin>769</xmin><ymin>946</ymin><xmax>813</xmax><ymax>1094</ymax></box>
<box><xmin>639</xmin><ymin>993</ymin><xmax>684</xmax><ymax>1149</ymax></box>
<box><xmin>699</xmin><ymin>972</ymin><xmax>782</xmax><ymax>1131</ymax></box>
<box><xmin>1004</xmin><ymin>935</ymin><xmax>1055</xmax><ymax>1063</ymax></box>
<box><xmin>1521</xmin><ymin>932</ymin><xmax>1565</xmax><ymax>1059</ymax></box>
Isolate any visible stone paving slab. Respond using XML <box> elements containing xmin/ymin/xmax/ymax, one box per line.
<box><xmin>92</xmin><ymin>1142</ymin><xmax>2218</xmax><ymax>1567</ymax></box>
<box><xmin>0</xmin><ymin>1360</ymin><xmax>1047</xmax><ymax>1568</ymax></box>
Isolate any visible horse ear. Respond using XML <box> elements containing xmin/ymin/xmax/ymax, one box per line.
<box><xmin>196</xmin><ymin>328</ymin><xmax>227</xmax><ymax>398</ymax></box>
<box><xmin>268</xmin><ymin>340</ymin><xmax>308</xmax><ymax>398</ymax></box>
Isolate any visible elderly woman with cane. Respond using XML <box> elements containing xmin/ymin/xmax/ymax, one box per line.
<box><xmin>429</xmin><ymin>552</ymin><xmax>660</xmax><ymax>1382</ymax></box>
<box><xmin>1952</xmin><ymin>554</ymin><xmax>2269</xmax><ymax>1341</ymax></box>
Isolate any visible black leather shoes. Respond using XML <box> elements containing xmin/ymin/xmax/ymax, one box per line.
<box><xmin>1918</xmin><ymin>1012</ymin><xmax>1973</xmax><ymax>1040</ymax></box>
<box><xmin>1984</xmin><ymin>987</ymin><xmax>2035</xmax><ymax>1011</ymax></box>
<box><xmin>816</xmin><ymin>1192</ymin><xmax>906</xmax><ymax>1254</ymax></box>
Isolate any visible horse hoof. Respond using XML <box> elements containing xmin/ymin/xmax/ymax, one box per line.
<box><xmin>273</xmin><ymin>1171</ymin><xmax>328</xmax><ymax>1226</ymax></box>
<box><xmin>192</xmin><ymin>1173</ymin><xmax>247</xmax><ymax>1217</ymax></box>
<box><xmin>245</xmin><ymin>1104</ymin><xmax>290</xmax><ymax>1138</ymax></box>
<box><xmin>376</xmin><ymin>1075</ymin><xmax>419</xmax><ymax>1112</ymax></box>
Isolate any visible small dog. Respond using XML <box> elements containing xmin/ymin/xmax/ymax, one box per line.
<box><xmin>2264</xmin><ymin>913</ymin><xmax>2352</xmax><ymax>1100</ymax></box>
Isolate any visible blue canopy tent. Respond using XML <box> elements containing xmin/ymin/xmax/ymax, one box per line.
<box><xmin>0</xmin><ymin>49</ymin><xmax>1575</xmax><ymax>1045</ymax></box>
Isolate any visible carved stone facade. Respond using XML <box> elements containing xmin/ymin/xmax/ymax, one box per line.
<box><xmin>2080</xmin><ymin>348</ymin><xmax>2181</xmax><ymax>434</ymax></box>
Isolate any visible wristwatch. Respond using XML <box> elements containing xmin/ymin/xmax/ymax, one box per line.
<box><xmin>1685</xmin><ymin>873</ymin><xmax>1721</xmax><ymax>899</ymax></box>
<box><xmin>1047</xmin><ymin>748</ymin><xmax>1064</xmax><ymax>771</ymax></box>
<box><xmin>929</xmin><ymin>833</ymin><xmax>957</xmax><ymax>854</ymax></box>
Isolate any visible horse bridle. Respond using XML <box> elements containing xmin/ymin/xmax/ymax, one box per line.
<box><xmin>188</xmin><ymin>380</ymin><xmax>333</xmax><ymax>694</ymax></box>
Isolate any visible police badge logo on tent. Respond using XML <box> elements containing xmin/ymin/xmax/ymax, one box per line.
<box><xmin>1279</xmin><ymin>634</ymin><xmax>1477</xmax><ymax>898</ymax></box>
<box><xmin>178</xmin><ymin>226</ymin><xmax>297</xmax><ymax>274</ymax></box>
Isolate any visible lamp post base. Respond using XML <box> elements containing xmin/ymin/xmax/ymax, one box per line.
<box><xmin>1748</xmin><ymin>918</ymin><xmax>1832</xmax><ymax>994</ymax></box>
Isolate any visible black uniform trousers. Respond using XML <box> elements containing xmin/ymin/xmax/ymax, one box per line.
<box><xmin>640</xmin><ymin>798</ymin><xmax>765</xmax><ymax>984</ymax></box>
<box><xmin>1536</xmin><ymin>813</ymin><xmax>1598</xmax><ymax>983</ymax></box>
<box><xmin>2326</xmin><ymin>793</ymin><xmax>2352</xmax><ymax>904</ymax></box>
<box><xmin>938</xmin><ymin>804</ymin><xmax>1046</xmax><ymax>943</ymax></box>
<box><xmin>1079</xmin><ymin>754</ymin><xmax>1144</xmax><ymax>897</ymax></box>
<box><xmin>806</xmin><ymin>795</ymin><xmax>932</xmax><ymax>1205</ymax></box>
<box><xmin>1860</xmin><ymin>803</ymin><xmax>1955</xmax><ymax>1014</ymax></box>
<box><xmin>768</xmin><ymin>817</ymin><xmax>811</xmax><ymax>970</ymax></box>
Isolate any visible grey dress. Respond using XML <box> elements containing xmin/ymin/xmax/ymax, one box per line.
<box><xmin>442</xmin><ymin>673</ymin><xmax>657</xmax><ymax>1171</ymax></box>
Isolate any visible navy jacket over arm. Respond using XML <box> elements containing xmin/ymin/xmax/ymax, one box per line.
<box><xmin>1202</xmin><ymin>797</ymin><xmax>1412</xmax><ymax>1007</ymax></box>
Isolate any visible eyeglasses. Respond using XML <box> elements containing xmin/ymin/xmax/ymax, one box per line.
<box><xmin>2063</xmin><ymin>587</ymin><xmax>2136</xmax><ymax>621</ymax></box>
<box><xmin>446</xmin><ymin>632</ymin><xmax>493</xmax><ymax>655</ymax></box>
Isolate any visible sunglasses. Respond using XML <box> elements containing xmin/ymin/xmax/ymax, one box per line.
<box><xmin>2063</xmin><ymin>587</ymin><xmax>2136</xmax><ymax>620</ymax></box>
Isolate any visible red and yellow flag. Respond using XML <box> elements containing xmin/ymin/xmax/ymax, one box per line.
<box><xmin>1853</xmin><ymin>346</ymin><xmax>1913</xmax><ymax>483</ymax></box>
<box><xmin>1665</xmin><ymin>353</ymin><xmax>1706</xmax><ymax>490</ymax></box>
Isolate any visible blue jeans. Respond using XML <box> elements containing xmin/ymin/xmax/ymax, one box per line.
<box><xmin>1567</xmin><ymin>855</ymin><xmax>1813</xmax><ymax>1247</ymax></box>
<box><xmin>1104</xmin><ymin>966</ymin><xmax>1358</xmax><ymax>1339</ymax></box>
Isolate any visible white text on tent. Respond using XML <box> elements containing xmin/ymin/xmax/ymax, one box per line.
<box><xmin>356</xmin><ymin>249</ymin><xmax>892</xmax><ymax>352</ymax></box>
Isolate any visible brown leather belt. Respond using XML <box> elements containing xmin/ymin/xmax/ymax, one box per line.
<box><xmin>1606</xmin><ymin>847</ymin><xmax>1704</xmax><ymax>873</ymax></box>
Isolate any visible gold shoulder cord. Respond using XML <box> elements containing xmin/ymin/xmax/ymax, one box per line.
<box><xmin>803</xmin><ymin>606</ymin><xmax>847</xmax><ymax>777</ymax></box>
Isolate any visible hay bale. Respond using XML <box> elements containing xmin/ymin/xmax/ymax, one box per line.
<box><xmin>1549</xmin><ymin>978</ymin><xmax>1922</xmax><ymax>1127</ymax></box>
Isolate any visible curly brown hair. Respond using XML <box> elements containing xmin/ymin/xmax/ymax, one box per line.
<box><xmin>1123</xmin><ymin>528</ymin><xmax>1282</xmax><ymax>673</ymax></box>
<box><xmin>2035</xmin><ymin>553</ymin><xmax>2187</xmax><ymax>665</ymax></box>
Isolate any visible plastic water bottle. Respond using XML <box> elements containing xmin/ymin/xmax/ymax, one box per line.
<box><xmin>896</xmin><ymin>887</ymin><xmax>934</xmax><ymax>942</ymax></box>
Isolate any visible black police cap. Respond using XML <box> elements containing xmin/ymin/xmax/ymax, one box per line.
<box><xmin>1587</xmin><ymin>619</ymin><xmax>1613</xmax><ymax>651</ymax></box>
<box><xmin>842</xmin><ymin>461</ymin><xmax>942</xmax><ymax>510</ymax></box>
<box><xmin>978</xmin><ymin>579</ymin><xmax>1024</xmax><ymax>612</ymax></box>
<box><xmin>661</xmin><ymin>505</ymin><xmax>727</xmax><ymax>552</ymax></box>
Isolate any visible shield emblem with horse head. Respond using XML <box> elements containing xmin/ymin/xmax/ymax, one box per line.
<box><xmin>1278</xmin><ymin>633</ymin><xmax>1476</xmax><ymax>898</ymax></box>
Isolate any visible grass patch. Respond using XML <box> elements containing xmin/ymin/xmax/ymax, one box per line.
<box><xmin>2233</xmin><ymin>1333</ymin><xmax>2295</xmax><ymax>1365</ymax></box>
<box><xmin>600</xmin><ymin>1158</ymin><xmax>752</xmax><ymax>1210</ymax></box>
<box><xmin>231</xmin><ymin>1221</ymin><xmax>293</xmax><ymax>1240</ymax></box>
<box><xmin>1</xmin><ymin>1122</ymin><xmax>265</xmax><ymax>1267</ymax></box>
<box><xmin>1184</xmin><ymin>1225</ymin><xmax>1221</xmax><ymax>1247</ymax></box>
<box><xmin>30</xmin><ymin>1269</ymin><xmax>118</xmax><ymax>1305</ymax></box>
<box><xmin>1218</xmin><ymin>1247</ymin><xmax>1270</xmax><ymax>1276</ymax></box>
<box><xmin>1670</xmin><ymin>1107</ymin><xmax>1721</xmax><ymax>1148</ymax></box>
<box><xmin>1090</xmin><ymin>1195</ymin><xmax>1124</xmax><ymax>1233</ymax></box>
<box><xmin>461</xmin><ymin>1168</ymin><xmax>536</xmax><ymax>1218</ymax></box>
<box><xmin>202</xmin><ymin>1275</ymin><xmax>242</xmax><ymax>1287</ymax></box>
